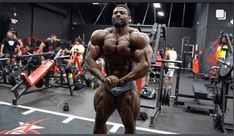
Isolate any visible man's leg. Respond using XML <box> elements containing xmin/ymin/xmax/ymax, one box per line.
<box><xmin>144</xmin><ymin>72</ymin><xmax>150</xmax><ymax>87</ymax></box>
<box><xmin>167</xmin><ymin>69</ymin><xmax>174</xmax><ymax>89</ymax></box>
<box><xmin>116</xmin><ymin>89</ymin><xmax>140</xmax><ymax>134</ymax></box>
<box><xmin>93</xmin><ymin>86</ymin><xmax>116</xmax><ymax>134</ymax></box>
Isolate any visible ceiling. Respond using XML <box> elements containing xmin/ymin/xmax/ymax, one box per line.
<box><xmin>72</xmin><ymin>3</ymin><xmax>196</xmax><ymax>28</ymax></box>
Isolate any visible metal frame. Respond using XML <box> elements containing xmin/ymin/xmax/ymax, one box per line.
<box><xmin>11</xmin><ymin>53</ymin><xmax>73</xmax><ymax>105</ymax></box>
<box><xmin>136</xmin><ymin>23</ymin><xmax>167</xmax><ymax>127</ymax></box>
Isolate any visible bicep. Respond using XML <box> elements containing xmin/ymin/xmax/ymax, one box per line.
<box><xmin>134</xmin><ymin>49</ymin><xmax>147</xmax><ymax>62</ymax></box>
<box><xmin>86</xmin><ymin>44</ymin><xmax>102</xmax><ymax>60</ymax></box>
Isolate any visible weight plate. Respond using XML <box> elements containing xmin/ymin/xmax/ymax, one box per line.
<box><xmin>219</xmin><ymin>55</ymin><xmax>233</xmax><ymax>78</ymax></box>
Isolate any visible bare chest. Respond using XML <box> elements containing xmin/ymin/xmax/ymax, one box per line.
<box><xmin>102</xmin><ymin>34</ymin><xmax>133</xmax><ymax>56</ymax></box>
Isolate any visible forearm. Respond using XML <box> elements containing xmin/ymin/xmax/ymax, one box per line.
<box><xmin>1</xmin><ymin>45</ymin><xmax>4</xmax><ymax>53</ymax></box>
<box><xmin>120</xmin><ymin>61</ymin><xmax>149</xmax><ymax>82</ymax></box>
<box><xmin>85</xmin><ymin>56</ymin><xmax>106</xmax><ymax>82</ymax></box>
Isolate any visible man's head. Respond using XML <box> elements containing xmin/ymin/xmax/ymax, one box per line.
<box><xmin>168</xmin><ymin>43</ymin><xmax>174</xmax><ymax>50</ymax></box>
<box><xmin>51</xmin><ymin>34</ymin><xmax>58</xmax><ymax>42</ymax></box>
<box><xmin>112</xmin><ymin>4</ymin><xmax>131</xmax><ymax>28</ymax></box>
<box><xmin>6</xmin><ymin>31</ymin><xmax>14</xmax><ymax>39</ymax></box>
<box><xmin>74</xmin><ymin>37</ymin><xmax>82</xmax><ymax>45</ymax></box>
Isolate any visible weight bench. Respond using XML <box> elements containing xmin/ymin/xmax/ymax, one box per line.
<box><xmin>183</xmin><ymin>83</ymin><xmax>214</xmax><ymax>114</ymax></box>
<box><xmin>21</xmin><ymin>60</ymin><xmax>55</xmax><ymax>87</ymax></box>
<box><xmin>11</xmin><ymin>59</ymin><xmax>73</xmax><ymax>105</ymax></box>
<box><xmin>193</xmin><ymin>82</ymin><xmax>208</xmax><ymax>99</ymax></box>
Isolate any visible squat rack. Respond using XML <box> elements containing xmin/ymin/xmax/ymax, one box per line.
<box><xmin>134</xmin><ymin>23</ymin><xmax>167</xmax><ymax>127</ymax></box>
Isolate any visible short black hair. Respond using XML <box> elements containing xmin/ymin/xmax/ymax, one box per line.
<box><xmin>74</xmin><ymin>37</ymin><xmax>83</xmax><ymax>44</ymax></box>
<box><xmin>115</xmin><ymin>4</ymin><xmax>131</xmax><ymax>16</ymax></box>
<box><xmin>168</xmin><ymin>43</ymin><xmax>174</xmax><ymax>49</ymax></box>
<box><xmin>51</xmin><ymin>34</ymin><xmax>57</xmax><ymax>37</ymax></box>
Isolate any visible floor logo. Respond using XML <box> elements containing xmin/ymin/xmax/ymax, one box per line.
<box><xmin>0</xmin><ymin>119</ymin><xmax>47</xmax><ymax>134</ymax></box>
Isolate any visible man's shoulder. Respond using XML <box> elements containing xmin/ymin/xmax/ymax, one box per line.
<box><xmin>130</xmin><ymin>31</ymin><xmax>149</xmax><ymax>42</ymax></box>
<box><xmin>128</xmin><ymin>27</ymin><xmax>139</xmax><ymax>33</ymax></box>
<box><xmin>129</xmin><ymin>31</ymin><xmax>149</xmax><ymax>49</ymax></box>
<box><xmin>91</xmin><ymin>28</ymin><xmax>111</xmax><ymax>45</ymax></box>
<box><xmin>2</xmin><ymin>38</ymin><xmax>7</xmax><ymax>43</ymax></box>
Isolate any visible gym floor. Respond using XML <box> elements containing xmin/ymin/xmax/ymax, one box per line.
<box><xmin>0</xmin><ymin>71</ymin><xmax>233</xmax><ymax>134</ymax></box>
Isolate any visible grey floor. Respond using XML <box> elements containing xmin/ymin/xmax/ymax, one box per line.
<box><xmin>0</xmin><ymin>71</ymin><xmax>233</xmax><ymax>134</ymax></box>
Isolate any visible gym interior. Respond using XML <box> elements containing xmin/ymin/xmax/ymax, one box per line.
<box><xmin>0</xmin><ymin>1</ymin><xmax>233</xmax><ymax>134</ymax></box>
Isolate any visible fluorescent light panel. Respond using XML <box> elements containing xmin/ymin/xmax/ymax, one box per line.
<box><xmin>157</xmin><ymin>11</ymin><xmax>164</xmax><ymax>16</ymax></box>
<box><xmin>153</xmin><ymin>3</ymin><xmax>161</xmax><ymax>8</ymax></box>
<box><xmin>92</xmin><ymin>3</ymin><xmax>100</xmax><ymax>5</ymax></box>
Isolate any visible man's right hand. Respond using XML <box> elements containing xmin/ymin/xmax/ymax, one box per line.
<box><xmin>103</xmin><ymin>75</ymin><xmax>120</xmax><ymax>88</ymax></box>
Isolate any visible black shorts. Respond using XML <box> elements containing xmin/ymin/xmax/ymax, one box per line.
<box><xmin>3</xmin><ymin>51</ymin><xmax>17</xmax><ymax>58</ymax></box>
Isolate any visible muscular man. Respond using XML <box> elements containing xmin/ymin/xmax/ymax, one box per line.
<box><xmin>85</xmin><ymin>4</ymin><xmax>152</xmax><ymax>134</ymax></box>
<box><xmin>165</xmin><ymin>44</ymin><xmax>177</xmax><ymax>90</ymax></box>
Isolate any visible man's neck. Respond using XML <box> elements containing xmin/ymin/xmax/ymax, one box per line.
<box><xmin>113</xmin><ymin>26</ymin><xmax>128</xmax><ymax>36</ymax></box>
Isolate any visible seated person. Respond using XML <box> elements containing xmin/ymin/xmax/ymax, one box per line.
<box><xmin>39</xmin><ymin>34</ymin><xmax>60</xmax><ymax>60</ymax></box>
<box><xmin>0</xmin><ymin>30</ymin><xmax>20</xmax><ymax>65</ymax></box>
<box><xmin>66</xmin><ymin>38</ymin><xmax>85</xmax><ymax>74</ymax></box>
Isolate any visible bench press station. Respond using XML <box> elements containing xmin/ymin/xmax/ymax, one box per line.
<box><xmin>11</xmin><ymin>50</ymin><xmax>73</xmax><ymax>105</ymax></box>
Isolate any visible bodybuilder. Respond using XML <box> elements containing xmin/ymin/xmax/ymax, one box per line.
<box><xmin>85</xmin><ymin>4</ymin><xmax>152</xmax><ymax>134</ymax></box>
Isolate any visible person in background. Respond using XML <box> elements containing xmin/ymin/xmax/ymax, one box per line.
<box><xmin>66</xmin><ymin>37</ymin><xmax>85</xmax><ymax>75</ymax></box>
<box><xmin>215</xmin><ymin>37</ymin><xmax>228</xmax><ymax>66</ymax></box>
<box><xmin>39</xmin><ymin>34</ymin><xmax>60</xmax><ymax>60</ymax></box>
<box><xmin>165</xmin><ymin>43</ymin><xmax>177</xmax><ymax>90</ymax></box>
<box><xmin>0</xmin><ymin>30</ymin><xmax>20</xmax><ymax>64</ymax></box>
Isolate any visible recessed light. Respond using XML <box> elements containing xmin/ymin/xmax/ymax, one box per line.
<box><xmin>153</xmin><ymin>3</ymin><xmax>161</xmax><ymax>8</ymax></box>
<box><xmin>157</xmin><ymin>11</ymin><xmax>164</xmax><ymax>16</ymax></box>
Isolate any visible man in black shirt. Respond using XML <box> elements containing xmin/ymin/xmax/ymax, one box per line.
<box><xmin>39</xmin><ymin>34</ymin><xmax>60</xmax><ymax>52</ymax></box>
<box><xmin>39</xmin><ymin>34</ymin><xmax>60</xmax><ymax>60</ymax></box>
<box><xmin>0</xmin><ymin>31</ymin><xmax>20</xmax><ymax>64</ymax></box>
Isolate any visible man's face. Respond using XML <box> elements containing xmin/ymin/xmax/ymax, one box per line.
<box><xmin>7</xmin><ymin>32</ymin><xmax>14</xmax><ymax>39</ymax></box>
<box><xmin>112</xmin><ymin>7</ymin><xmax>130</xmax><ymax>28</ymax></box>
<box><xmin>75</xmin><ymin>40</ymin><xmax>80</xmax><ymax>45</ymax></box>
<box><xmin>51</xmin><ymin>35</ymin><xmax>57</xmax><ymax>42</ymax></box>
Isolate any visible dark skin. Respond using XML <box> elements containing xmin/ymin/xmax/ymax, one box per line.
<box><xmin>85</xmin><ymin>6</ymin><xmax>152</xmax><ymax>134</ymax></box>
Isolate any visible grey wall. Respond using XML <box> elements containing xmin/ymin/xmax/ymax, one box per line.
<box><xmin>33</xmin><ymin>6</ymin><xmax>68</xmax><ymax>39</ymax></box>
<box><xmin>193</xmin><ymin>3</ymin><xmax>209</xmax><ymax>50</ymax></box>
<box><xmin>205</xmin><ymin>3</ymin><xmax>233</xmax><ymax>48</ymax></box>
<box><xmin>0</xmin><ymin>3</ymin><xmax>71</xmax><ymax>40</ymax></box>
<box><xmin>70</xmin><ymin>24</ymin><xmax>111</xmax><ymax>44</ymax></box>
<box><xmin>165</xmin><ymin>27</ymin><xmax>196</xmax><ymax>56</ymax></box>
<box><xmin>0</xmin><ymin>3</ymin><xmax>32</xmax><ymax>38</ymax></box>
<box><xmin>193</xmin><ymin>3</ymin><xmax>233</xmax><ymax>73</ymax></box>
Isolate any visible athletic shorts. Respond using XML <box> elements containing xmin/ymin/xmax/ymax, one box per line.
<box><xmin>166</xmin><ymin>69</ymin><xmax>175</xmax><ymax>77</ymax></box>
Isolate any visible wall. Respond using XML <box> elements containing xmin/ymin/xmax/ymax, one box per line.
<box><xmin>70</xmin><ymin>24</ymin><xmax>111</xmax><ymax>44</ymax></box>
<box><xmin>0</xmin><ymin>3</ymin><xmax>32</xmax><ymax>39</ymax></box>
<box><xmin>0</xmin><ymin>3</ymin><xmax>71</xmax><ymax>40</ymax></box>
<box><xmin>193</xmin><ymin>3</ymin><xmax>209</xmax><ymax>50</ymax></box>
<box><xmin>193</xmin><ymin>3</ymin><xmax>233</xmax><ymax>73</ymax></box>
<box><xmin>165</xmin><ymin>27</ymin><xmax>196</xmax><ymax>56</ymax></box>
<box><xmin>205</xmin><ymin>3</ymin><xmax>233</xmax><ymax>47</ymax></box>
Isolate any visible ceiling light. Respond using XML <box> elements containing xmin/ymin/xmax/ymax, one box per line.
<box><xmin>157</xmin><ymin>11</ymin><xmax>164</xmax><ymax>16</ymax></box>
<box><xmin>153</xmin><ymin>3</ymin><xmax>161</xmax><ymax>8</ymax></box>
<box><xmin>230</xmin><ymin>19</ymin><xmax>233</xmax><ymax>24</ymax></box>
<box><xmin>216</xmin><ymin>9</ymin><xmax>226</xmax><ymax>20</ymax></box>
<box><xmin>92</xmin><ymin>3</ymin><xmax>100</xmax><ymax>5</ymax></box>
